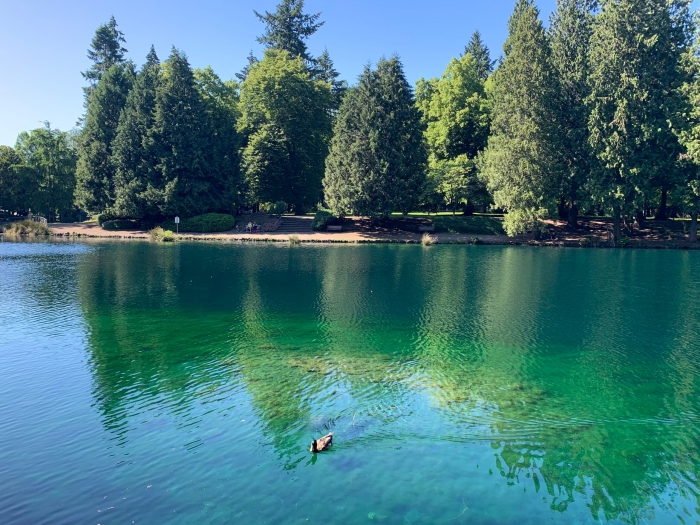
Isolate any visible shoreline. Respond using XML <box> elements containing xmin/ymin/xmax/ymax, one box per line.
<box><xmin>0</xmin><ymin>222</ymin><xmax>694</xmax><ymax>250</ymax></box>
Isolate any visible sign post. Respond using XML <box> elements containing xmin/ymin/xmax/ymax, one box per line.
<box><xmin>174</xmin><ymin>216</ymin><xmax>180</xmax><ymax>234</ymax></box>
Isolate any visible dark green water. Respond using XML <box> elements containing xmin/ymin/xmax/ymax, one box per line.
<box><xmin>2</xmin><ymin>241</ymin><xmax>700</xmax><ymax>525</ymax></box>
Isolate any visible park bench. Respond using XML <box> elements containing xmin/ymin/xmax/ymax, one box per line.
<box><xmin>419</xmin><ymin>226</ymin><xmax>435</xmax><ymax>232</ymax></box>
<box><xmin>327</xmin><ymin>225</ymin><xmax>343</xmax><ymax>232</ymax></box>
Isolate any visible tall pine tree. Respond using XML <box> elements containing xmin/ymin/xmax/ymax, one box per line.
<box><xmin>82</xmin><ymin>16</ymin><xmax>128</xmax><ymax>100</ymax></box>
<box><xmin>76</xmin><ymin>62</ymin><xmax>135</xmax><ymax>212</ymax></box>
<box><xmin>255</xmin><ymin>0</ymin><xmax>323</xmax><ymax>63</ymax></box>
<box><xmin>324</xmin><ymin>57</ymin><xmax>427</xmax><ymax>219</ymax></box>
<box><xmin>587</xmin><ymin>0</ymin><xmax>692</xmax><ymax>239</ymax></box>
<box><xmin>481</xmin><ymin>0</ymin><xmax>562</xmax><ymax>236</ymax></box>
<box><xmin>549</xmin><ymin>0</ymin><xmax>597</xmax><ymax>228</ymax></box>
<box><xmin>464</xmin><ymin>31</ymin><xmax>496</xmax><ymax>80</ymax></box>
<box><xmin>112</xmin><ymin>48</ymin><xmax>161</xmax><ymax>218</ymax></box>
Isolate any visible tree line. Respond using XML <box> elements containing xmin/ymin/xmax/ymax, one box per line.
<box><xmin>1</xmin><ymin>0</ymin><xmax>700</xmax><ymax>242</ymax></box>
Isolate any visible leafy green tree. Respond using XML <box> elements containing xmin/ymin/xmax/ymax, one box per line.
<box><xmin>587</xmin><ymin>0</ymin><xmax>692</xmax><ymax>239</ymax></box>
<box><xmin>239</xmin><ymin>49</ymin><xmax>332</xmax><ymax>212</ymax></box>
<box><xmin>549</xmin><ymin>0</ymin><xmax>597</xmax><ymax>228</ymax></box>
<box><xmin>194</xmin><ymin>66</ymin><xmax>241</xmax><ymax>210</ymax></box>
<box><xmin>82</xmin><ymin>16</ymin><xmax>128</xmax><ymax>99</ymax></box>
<box><xmin>112</xmin><ymin>48</ymin><xmax>161</xmax><ymax>218</ymax></box>
<box><xmin>147</xmin><ymin>48</ymin><xmax>217</xmax><ymax>217</ymax></box>
<box><xmin>416</xmin><ymin>54</ymin><xmax>491</xmax><ymax>214</ymax></box>
<box><xmin>0</xmin><ymin>146</ymin><xmax>33</xmax><ymax>214</ymax></box>
<box><xmin>255</xmin><ymin>0</ymin><xmax>323</xmax><ymax>62</ymax></box>
<box><xmin>464</xmin><ymin>31</ymin><xmax>496</xmax><ymax>80</ymax></box>
<box><xmin>15</xmin><ymin>124</ymin><xmax>77</xmax><ymax>222</ymax></box>
<box><xmin>481</xmin><ymin>0</ymin><xmax>562</xmax><ymax>236</ymax></box>
<box><xmin>324</xmin><ymin>57</ymin><xmax>428</xmax><ymax>220</ymax></box>
<box><xmin>75</xmin><ymin>62</ymin><xmax>135</xmax><ymax>213</ymax></box>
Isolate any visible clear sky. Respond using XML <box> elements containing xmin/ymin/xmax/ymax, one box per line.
<box><xmin>0</xmin><ymin>0</ymin><xmax>695</xmax><ymax>147</ymax></box>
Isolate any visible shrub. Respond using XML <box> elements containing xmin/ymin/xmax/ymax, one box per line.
<box><xmin>311</xmin><ymin>210</ymin><xmax>334</xmax><ymax>231</ymax></box>
<box><xmin>432</xmin><ymin>216</ymin><xmax>504</xmax><ymax>235</ymax></box>
<box><xmin>149</xmin><ymin>227</ymin><xmax>176</xmax><ymax>242</ymax></box>
<box><xmin>161</xmin><ymin>213</ymin><xmax>235</xmax><ymax>233</ymax></box>
<box><xmin>102</xmin><ymin>219</ymin><xmax>137</xmax><ymax>231</ymax></box>
<box><xmin>470</xmin><ymin>237</ymin><xmax>482</xmax><ymax>245</ymax></box>
<box><xmin>260</xmin><ymin>201</ymin><xmax>287</xmax><ymax>217</ymax></box>
<box><xmin>3</xmin><ymin>220</ymin><xmax>51</xmax><ymax>236</ymax></box>
<box><xmin>288</xmin><ymin>235</ymin><xmax>300</xmax><ymax>244</ymax></box>
<box><xmin>579</xmin><ymin>237</ymin><xmax>592</xmax><ymax>248</ymax></box>
<box><xmin>97</xmin><ymin>213</ymin><xmax>126</xmax><ymax>227</ymax></box>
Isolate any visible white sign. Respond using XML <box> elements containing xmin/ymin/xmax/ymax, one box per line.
<box><xmin>174</xmin><ymin>216</ymin><xmax>180</xmax><ymax>224</ymax></box>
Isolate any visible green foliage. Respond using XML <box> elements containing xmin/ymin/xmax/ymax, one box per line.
<box><xmin>0</xmin><ymin>146</ymin><xmax>31</xmax><ymax>214</ymax></box>
<box><xmin>97</xmin><ymin>212</ymin><xmax>126</xmax><ymax>226</ymax></box>
<box><xmin>161</xmin><ymin>213</ymin><xmax>235</xmax><ymax>233</ymax></box>
<box><xmin>260</xmin><ymin>201</ymin><xmax>288</xmax><ymax>217</ymax></box>
<box><xmin>464</xmin><ymin>31</ymin><xmax>496</xmax><ymax>80</ymax></box>
<box><xmin>431</xmin><ymin>215</ymin><xmax>504</xmax><ymax>235</ymax></box>
<box><xmin>149</xmin><ymin>226</ymin><xmax>175</xmax><ymax>242</ymax></box>
<box><xmin>324</xmin><ymin>57</ymin><xmax>428</xmax><ymax>219</ymax></box>
<box><xmin>311</xmin><ymin>210</ymin><xmax>334</xmax><ymax>230</ymax></box>
<box><xmin>481</xmin><ymin>0</ymin><xmax>563</xmax><ymax>236</ymax></box>
<box><xmin>587</xmin><ymin>0</ymin><xmax>692</xmax><ymax>238</ymax></box>
<box><xmin>101</xmin><ymin>219</ymin><xmax>137</xmax><ymax>230</ymax></box>
<box><xmin>112</xmin><ymin>49</ymin><xmax>161</xmax><ymax>218</ymax></box>
<box><xmin>82</xmin><ymin>16</ymin><xmax>128</xmax><ymax>98</ymax></box>
<box><xmin>76</xmin><ymin>63</ymin><xmax>135</xmax><ymax>212</ymax></box>
<box><xmin>3</xmin><ymin>220</ymin><xmax>51</xmax><ymax>236</ymax></box>
<box><xmin>239</xmin><ymin>49</ymin><xmax>332</xmax><ymax>211</ymax></box>
<box><xmin>255</xmin><ymin>0</ymin><xmax>323</xmax><ymax>62</ymax></box>
<box><xmin>14</xmin><ymin>124</ymin><xmax>77</xmax><ymax>222</ymax></box>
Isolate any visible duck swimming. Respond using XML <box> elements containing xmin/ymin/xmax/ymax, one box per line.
<box><xmin>310</xmin><ymin>432</ymin><xmax>333</xmax><ymax>453</ymax></box>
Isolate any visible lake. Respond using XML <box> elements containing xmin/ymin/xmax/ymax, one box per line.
<box><xmin>1</xmin><ymin>240</ymin><xmax>700</xmax><ymax>525</ymax></box>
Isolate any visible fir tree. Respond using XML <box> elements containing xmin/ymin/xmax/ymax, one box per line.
<box><xmin>314</xmin><ymin>48</ymin><xmax>347</xmax><ymax>110</ymax></box>
<box><xmin>323</xmin><ymin>57</ymin><xmax>427</xmax><ymax>220</ymax></box>
<box><xmin>238</xmin><ymin>49</ymin><xmax>333</xmax><ymax>212</ymax></box>
<box><xmin>255</xmin><ymin>0</ymin><xmax>323</xmax><ymax>63</ymax></box>
<box><xmin>112</xmin><ymin>50</ymin><xmax>161</xmax><ymax>218</ymax></box>
<box><xmin>82</xmin><ymin>16</ymin><xmax>128</xmax><ymax>99</ymax></box>
<box><xmin>587</xmin><ymin>0</ymin><xmax>692</xmax><ymax>239</ymax></box>
<box><xmin>148</xmin><ymin>48</ymin><xmax>216</xmax><ymax>217</ymax></box>
<box><xmin>480</xmin><ymin>0</ymin><xmax>562</xmax><ymax>236</ymax></box>
<box><xmin>75</xmin><ymin>62</ymin><xmax>135</xmax><ymax>212</ymax></box>
<box><xmin>549</xmin><ymin>0</ymin><xmax>597</xmax><ymax>228</ymax></box>
<box><xmin>235</xmin><ymin>51</ymin><xmax>260</xmax><ymax>82</ymax></box>
<box><xmin>464</xmin><ymin>31</ymin><xmax>496</xmax><ymax>80</ymax></box>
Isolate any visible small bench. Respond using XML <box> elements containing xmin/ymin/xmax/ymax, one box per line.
<box><xmin>419</xmin><ymin>226</ymin><xmax>435</xmax><ymax>232</ymax></box>
<box><xmin>327</xmin><ymin>225</ymin><xmax>343</xmax><ymax>232</ymax></box>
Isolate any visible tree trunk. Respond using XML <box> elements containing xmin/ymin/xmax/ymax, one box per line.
<box><xmin>656</xmin><ymin>188</ymin><xmax>668</xmax><ymax>220</ymax></box>
<box><xmin>558</xmin><ymin>196</ymin><xmax>568</xmax><ymax>220</ymax></box>
<box><xmin>567</xmin><ymin>203</ymin><xmax>578</xmax><ymax>229</ymax></box>
<box><xmin>635</xmin><ymin>210</ymin><xmax>646</xmax><ymax>231</ymax></box>
<box><xmin>463</xmin><ymin>200</ymin><xmax>474</xmax><ymax>216</ymax></box>
<box><xmin>690</xmin><ymin>210</ymin><xmax>698</xmax><ymax>243</ymax></box>
<box><xmin>613</xmin><ymin>211</ymin><xmax>621</xmax><ymax>245</ymax></box>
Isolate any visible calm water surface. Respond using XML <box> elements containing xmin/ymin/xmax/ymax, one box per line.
<box><xmin>1</xmin><ymin>241</ymin><xmax>700</xmax><ymax>525</ymax></box>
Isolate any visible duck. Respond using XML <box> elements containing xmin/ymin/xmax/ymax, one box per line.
<box><xmin>310</xmin><ymin>432</ymin><xmax>333</xmax><ymax>453</ymax></box>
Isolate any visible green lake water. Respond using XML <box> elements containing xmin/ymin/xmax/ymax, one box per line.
<box><xmin>1</xmin><ymin>241</ymin><xmax>700</xmax><ymax>525</ymax></box>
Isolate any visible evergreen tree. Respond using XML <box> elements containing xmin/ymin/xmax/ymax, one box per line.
<box><xmin>416</xmin><ymin>54</ymin><xmax>491</xmax><ymax>214</ymax></box>
<box><xmin>75</xmin><ymin>62</ymin><xmax>135</xmax><ymax>212</ymax></box>
<box><xmin>255</xmin><ymin>0</ymin><xmax>323</xmax><ymax>63</ymax></box>
<box><xmin>324</xmin><ymin>57</ymin><xmax>428</xmax><ymax>220</ymax></box>
<box><xmin>82</xmin><ymin>16</ymin><xmax>128</xmax><ymax>99</ymax></box>
<box><xmin>147</xmin><ymin>48</ymin><xmax>216</xmax><ymax>217</ymax></box>
<box><xmin>549</xmin><ymin>0</ymin><xmax>597</xmax><ymax>228</ymax></box>
<box><xmin>112</xmin><ymin>50</ymin><xmax>161</xmax><ymax>218</ymax></box>
<box><xmin>481</xmin><ymin>0</ymin><xmax>562</xmax><ymax>236</ymax></box>
<box><xmin>314</xmin><ymin>48</ymin><xmax>347</xmax><ymax>110</ymax></box>
<box><xmin>239</xmin><ymin>49</ymin><xmax>333</xmax><ymax>212</ymax></box>
<box><xmin>15</xmin><ymin>124</ymin><xmax>77</xmax><ymax>222</ymax></box>
<box><xmin>235</xmin><ymin>51</ymin><xmax>260</xmax><ymax>82</ymax></box>
<box><xmin>194</xmin><ymin>67</ymin><xmax>241</xmax><ymax>210</ymax></box>
<box><xmin>587</xmin><ymin>0</ymin><xmax>692</xmax><ymax>239</ymax></box>
<box><xmin>464</xmin><ymin>31</ymin><xmax>496</xmax><ymax>80</ymax></box>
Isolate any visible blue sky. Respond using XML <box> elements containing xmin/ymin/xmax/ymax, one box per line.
<box><xmin>0</xmin><ymin>0</ymin><xmax>694</xmax><ymax>147</ymax></box>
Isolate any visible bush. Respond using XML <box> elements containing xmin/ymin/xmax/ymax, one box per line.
<box><xmin>432</xmin><ymin>216</ymin><xmax>504</xmax><ymax>235</ymax></box>
<box><xmin>161</xmin><ymin>213</ymin><xmax>235</xmax><ymax>233</ymax></box>
<box><xmin>311</xmin><ymin>210</ymin><xmax>334</xmax><ymax>231</ymax></box>
<box><xmin>102</xmin><ymin>219</ymin><xmax>137</xmax><ymax>231</ymax></box>
<box><xmin>97</xmin><ymin>213</ymin><xmax>125</xmax><ymax>227</ymax></box>
<box><xmin>149</xmin><ymin>227</ymin><xmax>176</xmax><ymax>242</ymax></box>
<box><xmin>422</xmin><ymin>233</ymin><xmax>437</xmax><ymax>246</ymax></box>
<box><xmin>260</xmin><ymin>201</ymin><xmax>287</xmax><ymax>217</ymax></box>
<box><xmin>3</xmin><ymin>220</ymin><xmax>51</xmax><ymax>236</ymax></box>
